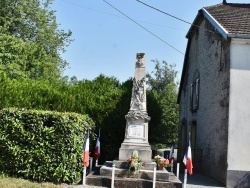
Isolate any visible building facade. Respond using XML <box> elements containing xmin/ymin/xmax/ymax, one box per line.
<box><xmin>177</xmin><ymin>2</ymin><xmax>250</xmax><ymax>187</ymax></box>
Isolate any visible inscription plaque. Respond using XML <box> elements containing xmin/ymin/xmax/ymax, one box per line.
<box><xmin>128</xmin><ymin>124</ymin><xmax>144</xmax><ymax>138</ymax></box>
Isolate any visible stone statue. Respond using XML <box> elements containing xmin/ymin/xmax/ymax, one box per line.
<box><xmin>136</xmin><ymin>53</ymin><xmax>145</xmax><ymax>67</ymax></box>
<box><xmin>130</xmin><ymin>77</ymin><xmax>145</xmax><ymax>110</ymax></box>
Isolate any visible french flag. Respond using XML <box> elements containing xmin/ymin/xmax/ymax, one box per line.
<box><xmin>83</xmin><ymin>130</ymin><xmax>90</xmax><ymax>167</ymax></box>
<box><xmin>183</xmin><ymin>139</ymin><xmax>193</xmax><ymax>175</ymax></box>
<box><xmin>94</xmin><ymin>129</ymin><xmax>100</xmax><ymax>160</ymax></box>
<box><xmin>169</xmin><ymin>141</ymin><xmax>174</xmax><ymax>163</ymax></box>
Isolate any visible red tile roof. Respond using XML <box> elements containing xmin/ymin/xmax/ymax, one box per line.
<box><xmin>204</xmin><ymin>3</ymin><xmax>250</xmax><ymax>35</ymax></box>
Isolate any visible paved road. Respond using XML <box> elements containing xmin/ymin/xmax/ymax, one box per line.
<box><xmin>179</xmin><ymin>173</ymin><xmax>225</xmax><ymax>188</ymax></box>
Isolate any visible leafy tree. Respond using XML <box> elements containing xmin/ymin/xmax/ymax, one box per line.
<box><xmin>99</xmin><ymin>78</ymin><xmax>133</xmax><ymax>162</ymax></box>
<box><xmin>147</xmin><ymin>60</ymin><xmax>178</xmax><ymax>92</ymax></box>
<box><xmin>146</xmin><ymin>59</ymin><xmax>179</xmax><ymax>145</ymax></box>
<box><xmin>0</xmin><ymin>0</ymin><xmax>72</xmax><ymax>80</ymax></box>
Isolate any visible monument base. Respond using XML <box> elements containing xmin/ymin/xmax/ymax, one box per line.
<box><xmin>118</xmin><ymin>142</ymin><xmax>152</xmax><ymax>163</ymax></box>
<box><xmin>100</xmin><ymin>161</ymin><xmax>170</xmax><ymax>181</ymax></box>
<box><xmin>83</xmin><ymin>161</ymin><xmax>182</xmax><ymax>188</ymax></box>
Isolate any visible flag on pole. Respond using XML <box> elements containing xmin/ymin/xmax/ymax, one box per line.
<box><xmin>183</xmin><ymin>138</ymin><xmax>193</xmax><ymax>175</ymax></box>
<box><xmin>169</xmin><ymin>141</ymin><xmax>174</xmax><ymax>164</ymax></box>
<box><xmin>94</xmin><ymin>129</ymin><xmax>100</xmax><ymax>160</ymax></box>
<box><xmin>82</xmin><ymin>130</ymin><xmax>90</xmax><ymax>167</ymax></box>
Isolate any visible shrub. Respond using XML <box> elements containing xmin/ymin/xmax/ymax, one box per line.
<box><xmin>0</xmin><ymin>108</ymin><xmax>95</xmax><ymax>184</ymax></box>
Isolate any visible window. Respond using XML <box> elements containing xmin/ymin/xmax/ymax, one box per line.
<box><xmin>190</xmin><ymin>70</ymin><xmax>200</xmax><ymax>112</ymax></box>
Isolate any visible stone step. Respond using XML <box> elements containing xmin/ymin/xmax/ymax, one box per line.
<box><xmin>100</xmin><ymin>161</ymin><xmax>170</xmax><ymax>182</ymax></box>
<box><xmin>86</xmin><ymin>171</ymin><xmax>182</xmax><ymax>188</ymax></box>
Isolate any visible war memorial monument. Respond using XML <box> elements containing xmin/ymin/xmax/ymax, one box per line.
<box><xmin>86</xmin><ymin>53</ymin><xmax>181</xmax><ymax>187</ymax></box>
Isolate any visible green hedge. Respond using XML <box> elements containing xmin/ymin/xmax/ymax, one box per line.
<box><xmin>0</xmin><ymin>108</ymin><xmax>95</xmax><ymax>183</ymax></box>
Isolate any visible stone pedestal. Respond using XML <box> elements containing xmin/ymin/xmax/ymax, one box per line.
<box><xmin>119</xmin><ymin>142</ymin><xmax>151</xmax><ymax>162</ymax></box>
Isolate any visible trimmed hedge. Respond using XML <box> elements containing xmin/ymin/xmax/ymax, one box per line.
<box><xmin>0</xmin><ymin>108</ymin><xmax>95</xmax><ymax>183</ymax></box>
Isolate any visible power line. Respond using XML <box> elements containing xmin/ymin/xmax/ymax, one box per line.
<box><xmin>135</xmin><ymin>0</ymin><xmax>216</xmax><ymax>35</ymax></box>
<box><xmin>102</xmin><ymin>0</ymin><xmax>184</xmax><ymax>55</ymax></box>
<box><xmin>60</xmin><ymin>0</ymin><xmax>185</xmax><ymax>31</ymax></box>
<box><xmin>60</xmin><ymin>0</ymin><xmax>122</xmax><ymax>18</ymax></box>
<box><xmin>136</xmin><ymin>0</ymin><xmax>191</xmax><ymax>25</ymax></box>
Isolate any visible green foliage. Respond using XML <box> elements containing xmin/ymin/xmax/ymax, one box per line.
<box><xmin>147</xmin><ymin>59</ymin><xmax>178</xmax><ymax>92</ymax></box>
<box><xmin>0</xmin><ymin>76</ymin><xmax>71</xmax><ymax>111</ymax></box>
<box><xmin>97</xmin><ymin>78</ymin><xmax>133</xmax><ymax>162</ymax></box>
<box><xmin>0</xmin><ymin>73</ymin><xmax>128</xmax><ymax>163</ymax></box>
<box><xmin>0</xmin><ymin>0</ymin><xmax>72</xmax><ymax>80</ymax></box>
<box><xmin>74</xmin><ymin>75</ymin><xmax>122</xmax><ymax>126</ymax></box>
<box><xmin>147</xmin><ymin>60</ymin><xmax>179</xmax><ymax>145</ymax></box>
<box><xmin>0</xmin><ymin>108</ymin><xmax>95</xmax><ymax>184</ymax></box>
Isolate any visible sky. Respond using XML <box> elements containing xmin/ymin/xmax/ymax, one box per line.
<box><xmin>51</xmin><ymin>0</ymin><xmax>249</xmax><ymax>83</ymax></box>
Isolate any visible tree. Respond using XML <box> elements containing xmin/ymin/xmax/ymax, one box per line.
<box><xmin>146</xmin><ymin>59</ymin><xmax>179</xmax><ymax>145</ymax></box>
<box><xmin>0</xmin><ymin>0</ymin><xmax>72</xmax><ymax>80</ymax></box>
<box><xmin>147</xmin><ymin>60</ymin><xmax>178</xmax><ymax>92</ymax></box>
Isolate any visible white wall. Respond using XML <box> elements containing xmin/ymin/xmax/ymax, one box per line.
<box><xmin>228</xmin><ymin>38</ymin><xmax>250</xmax><ymax>171</ymax></box>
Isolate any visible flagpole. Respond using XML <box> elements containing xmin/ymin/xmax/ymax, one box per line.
<box><xmin>111</xmin><ymin>163</ymin><xmax>115</xmax><ymax>188</ymax></box>
<box><xmin>183</xmin><ymin>169</ymin><xmax>187</xmax><ymax>188</ymax></box>
<box><xmin>90</xmin><ymin>157</ymin><xmax>93</xmax><ymax>172</ymax></box>
<box><xmin>152</xmin><ymin>165</ymin><xmax>156</xmax><ymax>188</ymax></box>
<box><xmin>83</xmin><ymin>165</ymin><xmax>87</xmax><ymax>185</ymax></box>
<box><xmin>171</xmin><ymin>160</ymin><xmax>173</xmax><ymax>172</ymax></box>
<box><xmin>176</xmin><ymin>163</ymin><xmax>179</xmax><ymax>179</ymax></box>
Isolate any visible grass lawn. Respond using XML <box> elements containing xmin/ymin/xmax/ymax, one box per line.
<box><xmin>0</xmin><ymin>176</ymin><xmax>65</xmax><ymax>188</ymax></box>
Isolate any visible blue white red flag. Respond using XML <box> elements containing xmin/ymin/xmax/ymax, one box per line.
<box><xmin>82</xmin><ymin>130</ymin><xmax>90</xmax><ymax>167</ymax></box>
<box><xmin>183</xmin><ymin>139</ymin><xmax>193</xmax><ymax>175</ymax></box>
<box><xmin>94</xmin><ymin>129</ymin><xmax>100</xmax><ymax>160</ymax></box>
<box><xmin>169</xmin><ymin>141</ymin><xmax>174</xmax><ymax>163</ymax></box>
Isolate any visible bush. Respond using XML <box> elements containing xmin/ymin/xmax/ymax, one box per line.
<box><xmin>0</xmin><ymin>108</ymin><xmax>95</xmax><ymax>184</ymax></box>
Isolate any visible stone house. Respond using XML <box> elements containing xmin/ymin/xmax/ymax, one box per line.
<box><xmin>177</xmin><ymin>2</ymin><xmax>250</xmax><ymax>187</ymax></box>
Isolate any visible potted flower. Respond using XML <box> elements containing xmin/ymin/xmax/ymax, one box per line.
<box><xmin>154</xmin><ymin>155</ymin><xmax>170</xmax><ymax>170</ymax></box>
<box><xmin>127</xmin><ymin>150</ymin><xmax>144</xmax><ymax>174</ymax></box>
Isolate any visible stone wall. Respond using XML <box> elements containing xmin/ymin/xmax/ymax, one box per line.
<box><xmin>178</xmin><ymin>18</ymin><xmax>230</xmax><ymax>185</ymax></box>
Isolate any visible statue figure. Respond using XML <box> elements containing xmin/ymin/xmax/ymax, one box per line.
<box><xmin>136</xmin><ymin>53</ymin><xmax>145</xmax><ymax>67</ymax></box>
<box><xmin>130</xmin><ymin>77</ymin><xmax>145</xmax><ymax>110</ymax></box>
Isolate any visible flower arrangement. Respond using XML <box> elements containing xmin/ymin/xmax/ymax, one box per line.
<box><xmin>127</xmin><ymin>150</ymin><xmax>144</xmax><ymax>173</ymax></box>
<box><xmin>154</xmin><ymin>155</ymin><xmax>170</xmax><ymax>170</ymax></box>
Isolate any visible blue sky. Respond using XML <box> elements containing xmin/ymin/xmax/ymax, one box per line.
<box><xmin>51</xmin><ymin>0</ymin><xmax>249</xmax><ymax>83</ymax></box>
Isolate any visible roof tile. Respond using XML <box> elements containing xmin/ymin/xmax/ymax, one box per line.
<box><xmin>205</xmin><ymin>3</ymin><xmax>250</xmax><ymax>35</ymax></box>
